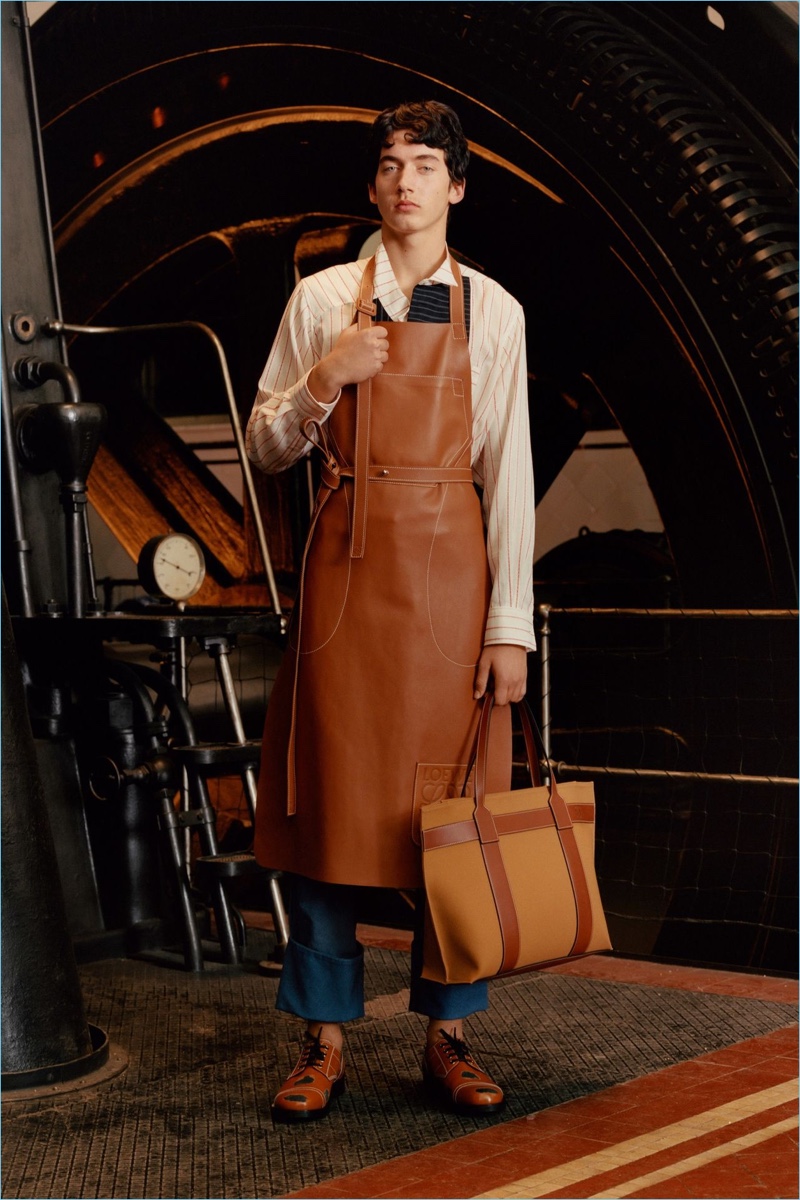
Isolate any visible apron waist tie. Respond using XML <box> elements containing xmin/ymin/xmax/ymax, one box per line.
<box><xmin>320</xmin><ymin>461</ymin><xmax>474</xmax><ymax>490</ymax></box>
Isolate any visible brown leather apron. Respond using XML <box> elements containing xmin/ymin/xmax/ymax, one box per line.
<box><xmin>254</xmin><ymin>254</ymin><xmax>510</xmax><ymax>888</ymax></box>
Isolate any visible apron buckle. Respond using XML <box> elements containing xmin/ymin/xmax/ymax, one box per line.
<box><xmin>320</xmin><ymin>457</ymin><xmax>343</xmax><ymax>490</ymax></box>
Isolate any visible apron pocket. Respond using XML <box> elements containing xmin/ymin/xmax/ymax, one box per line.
<box><xmin>427</xmin><ymin>488</ymin><xmax>489</xmax><ymax>666</ymax></box>
<box><xmin>296</xmin><ymin>491</ymin><xmax>352</xmax><ymax>653</ymax></box>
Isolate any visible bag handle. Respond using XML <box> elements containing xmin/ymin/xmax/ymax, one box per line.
<box><xmin>466</xmin><ymin>694</ymin><xmax>595</xmax><ymax>966</ymax></box>
<box><xmin>465</xmin><ymin>695</ymin><xmax>544</xmax><ymax>801</ymax></box>
<box><xmin>469</xmin><ymin>694</ymin><xmax>580</xmax><ymax>834</ymax></box>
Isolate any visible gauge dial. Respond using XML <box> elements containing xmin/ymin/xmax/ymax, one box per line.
<box><xmin>137</xmin><ymin>533</ymin><xmax>206</xmax><ymax>601</ymax></box>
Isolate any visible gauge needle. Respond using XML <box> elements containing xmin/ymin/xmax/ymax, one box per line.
<box><xmin>159</xmin><ymin>557</ymin><xmax>194</xmax><ymax>576</ymax></box>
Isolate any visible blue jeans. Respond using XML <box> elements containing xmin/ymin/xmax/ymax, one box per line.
<box><xmin>275</xmin><ymin>874</ymin><xmax>489</xmax><ymax>1023</ymax></box>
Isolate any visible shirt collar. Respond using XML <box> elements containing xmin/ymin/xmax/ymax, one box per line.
<box><xmin>371</xmin><ymin>242</ymin><xmax>457</xmax><ymax>321</ymax></box>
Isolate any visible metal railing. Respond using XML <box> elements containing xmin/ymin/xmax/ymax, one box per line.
<box><xmin>537</xmin><ymin>604</ymin><xmax>799</xmax><ymax>787</ymax></box>
<box><xmin>44</xmin><ymin>319</ymin><xmax>286</xmax><ymax>627</ymax></box>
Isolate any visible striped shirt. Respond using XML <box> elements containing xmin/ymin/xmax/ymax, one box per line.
<box><xmin>246</xmin><ymin>243</ymin><xmax>536</xmax><ymax>650</ymax></box>
<box><xmin>374</xmin><ymin>277</ymin><xmax>471</xmax><ymax>330</ymax></box>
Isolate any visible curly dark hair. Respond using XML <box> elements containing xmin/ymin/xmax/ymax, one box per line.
<box><xmin>367</xmin><ymin>101</ymin><xmax>470</xmax><ymax>184</ymax></box>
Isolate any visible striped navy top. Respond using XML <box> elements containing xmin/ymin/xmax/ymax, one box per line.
<box><xmin>374</xmin><ymin>279</ymin><xmax>471</xmax><ymax>335</ymax></box>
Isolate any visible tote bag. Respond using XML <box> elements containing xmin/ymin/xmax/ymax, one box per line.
<box><xmin>421</xmin><ymin>694</ymin><xmax>612</xmax><ymax>984</ymax></box>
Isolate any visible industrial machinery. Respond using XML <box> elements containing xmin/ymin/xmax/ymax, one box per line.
<box><xmin>2</xmin><ymin>1</ymin><xmax>796</xmax><ymax>1089</ymax></box>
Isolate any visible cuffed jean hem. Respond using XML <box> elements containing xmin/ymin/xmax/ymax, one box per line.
<box><xmin>275</xmin><ymin>935</ymin><xmax>365</xmax><ymax>1023</ymax></box>
<box><xmin>408</xmin><ymin>921</ymin><xmax>489</xmax><ymax>1020</ymax></box>
<box><xmin>407</xmin><ymin>979</ymin><xmax>489</xmax><ymax>1020</ymax></box>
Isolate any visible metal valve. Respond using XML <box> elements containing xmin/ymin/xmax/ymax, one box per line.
<box><xmin>88</xmin><ymin>754</ymin><xmax>177</xmax><ymax>801</ymax></box>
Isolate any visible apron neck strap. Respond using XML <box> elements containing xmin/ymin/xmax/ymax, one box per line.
<box><xmin>356</xmin><ymin>255</ymin><xmax>377</xmax><ymax>323</ymax></box>
<box><xmin>448</xmin><ymin>256</ymin><xmax>466</xmax><ymax>340</ymax></box>
<box><xmin>356</xmin><ymin>252</ymin><xmax>466</xmax><ymax>331</ymax></box>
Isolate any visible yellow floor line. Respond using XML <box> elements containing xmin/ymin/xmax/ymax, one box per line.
<box><xmin>590</xmin><ymin>1116</ymin><xmax>797</xmax><ymax>1198</ymax></box>
<box><xmin>473</xmin><ymin>1079</ymin><xmax>798</xmax><ymax>1199</ymax></box>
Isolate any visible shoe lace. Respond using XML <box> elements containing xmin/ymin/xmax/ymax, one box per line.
<box><xmin>437</xmin><ymin>1027</ymin><xmax>474</xmax><ymax>1065</ymax></box>
<box><xmin>297</xmin><ymin>1031</ymin><xmax>327</xmax><ymax>1071</ymax></box>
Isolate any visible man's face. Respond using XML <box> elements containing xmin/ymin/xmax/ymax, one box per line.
<box><xmin>368</xmin><ymin>133</ymin><xmax>465</xmax><ymax>239</ymax></box>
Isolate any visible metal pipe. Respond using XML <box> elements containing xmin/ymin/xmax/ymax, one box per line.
<box><xmin>211</xmin><ymin>645</ymin><xmax>248</xmax><ymax>745</ymax></box>
<box><xmin>1</xmin><ymin>375</ymin><xmax>35</xmax><ymax>616</ymax></box>
<box><xmin>207</xmin><ymin>644</ymin><xmax>260</xmax><ymax>818</ymax></box>
<box><xmin>15</xmin><ymin>2</ymin><xmax>66</xmax><ymax>350</ymax></box>
<box><xmin>13</xmin><ymin>356</ymin><xmax>80</xmax><ymax>403</ymax></box>
<box><xmin>177</xmin><ymin>628</ymin><xmax>191</xmax><ymax>867</ymax></box>
<box><xmin>64</xmin><ymin>491</ymin><xmax>85</xmax><ymax>617</ymax></box>
<box><xmin>269</xmin><ymin>875</ymin><xmax>291</xmax><ymax>951</ymax></box>
<box><xmin>539</xmin><ymin>606</ymin><xmax>798</xmax><ymax>620</ymax></box>
<box><xmin>546</xmin><ymin>761</ymin><xmax>799</xmax><ymax>786</ymax></box>
<box><xmin>43</xmin><ymin>319</ymin><xmax>284</xmax><ymax>624</ymax></box>
<box><xmin>80</xmin><ymin>503</ymin><xmax>98</xmax><ymax>606</ymax></box>
<box><xmin>157</xmin><ymin>790</ymin><xmax>204</xmax><ymax>973</ymax></box>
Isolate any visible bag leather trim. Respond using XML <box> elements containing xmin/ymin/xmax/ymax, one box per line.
<box><xmin>420</xmin><ymin>800</ymin><xmax>596</xmax><ymax>849</ymax></box>
<box><xmin>423</xmin><ymin>696</ymin><xmax>604</xmax><ymax>976</ymax></box>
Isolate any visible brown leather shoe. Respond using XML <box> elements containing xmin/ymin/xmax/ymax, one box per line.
<box><xmin>423</xmin><ymin>1028</ymin><xmax>505</xmax><ymax>1116</ymax></box>
<box><xmin>271</xmin><ymin>1033</ymin><xmax>346</xmax><ymax>1123</ymax></box>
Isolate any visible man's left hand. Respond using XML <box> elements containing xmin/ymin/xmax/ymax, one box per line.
<box><xmin>473</xmin><ymin>644</ymin><xmax>528</xmax><ymax>706</ymax></box>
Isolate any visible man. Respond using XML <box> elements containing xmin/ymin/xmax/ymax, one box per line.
<box><xmin>246</xmin><ymin>100</ymin><xmax>535</xmax><ymax>1123</ymax></box>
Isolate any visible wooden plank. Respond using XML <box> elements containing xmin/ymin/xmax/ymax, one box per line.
<box><xmin>89</xmin><ymin>443</ymin><xmax>170</xmax><ymax>556</ymax></box>
<box><xmin>103</xmin><ymin>405</ymin><xmax>248</xmax><ymax>579</ymax></box>
<box><xmin>89</xmin><ymin>445</ymin><xmax>291</xmax><ymax>612</ymax></box>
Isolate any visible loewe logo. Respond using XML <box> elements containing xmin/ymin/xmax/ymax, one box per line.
<box><xmin>412</xmin><ymin>763</ymin><xmax>473</xmax><ymax>844</ymax></box>
<box><xmin>416</xmin><ymin>763</ymin><xmax>471</xmax><ymax>803</ymax></box>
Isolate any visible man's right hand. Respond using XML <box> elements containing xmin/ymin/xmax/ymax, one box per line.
<box><xmin>308</xmin><ymin>325</ymin><xmax>389</xmax><ymax>404</ymax></box>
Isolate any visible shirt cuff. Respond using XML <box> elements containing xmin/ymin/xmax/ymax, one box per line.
<box><xmin>295</xmin><ymin>375</ymin><xmax>341</xmax><ymax>418</ymax></box>
<box><xmin>483</xmin><ymin>606</ymin><xmax>537</xmax><ymax>652</ymax></box>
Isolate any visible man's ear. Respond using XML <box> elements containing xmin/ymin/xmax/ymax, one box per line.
<box><xmin>368</xmin><ymin>182</ymin><xmax>378</xmax><ymax>205</ymax></box>
<box><xmin>449</xmin><ymin>179</ymin><xmax>466</xmax><ymax>206</ymax></box>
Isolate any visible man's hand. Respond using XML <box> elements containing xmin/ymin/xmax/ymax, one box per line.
<box><xmin>309</xmin><ymin>325</ymin><xmax>389</xmax><ymax>403</ymax></box>
<box><xmin>474</xmin><ymin>644</ymin><xmax>528</xmax><ymax>706</ymax></box>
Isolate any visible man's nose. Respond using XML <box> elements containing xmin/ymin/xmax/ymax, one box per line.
<box><xmin>396</xmin><ymin>167</ymin><xmax>415</xmax><ymax>191</ymax></box>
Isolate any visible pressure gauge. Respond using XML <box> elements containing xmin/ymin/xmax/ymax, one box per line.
<box><xmin>137</xmin><ymin>533</ymin><xmax>206</xmax><ymax>602</ymax></box>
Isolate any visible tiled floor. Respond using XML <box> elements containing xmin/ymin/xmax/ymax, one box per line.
<box><xmin>3</xmin><ymin>920</ymin><xmax>795</xmax><ymax>1200</ymax></box>
<box><xmin>286</xmin><ymin>950</ymin><xmax>798</xmax><ymax>1200</ymax></box>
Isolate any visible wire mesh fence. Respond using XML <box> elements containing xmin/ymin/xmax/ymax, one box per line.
<box><xmin>535</xmin><ymin>607</ymin><xmax>798</xmax><ymax>972</ymax></box>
